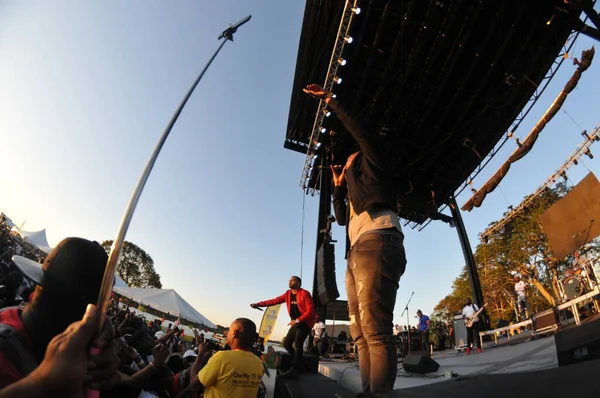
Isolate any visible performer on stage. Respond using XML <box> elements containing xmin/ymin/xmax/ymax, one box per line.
<box><xmin>250</xmin><ymin>276</ymin><xmax>315</xmax><ymax>378</ymax></box>
<box><xmin>462</xmin><ymin>298</ymin><xmax>482</xmax><ymax>354</ymax></box>
<box><xmin>312</xmin><ymin>315</ymin><xmax>326</xmax><ymax>356</ymax></box>
<box><xmin>574</xmin><ymin>251</ymin><xmax>596</xmax><ymax>289</ymax></box>
<box><xmin>417</xmin><ymin>310</ymin><xmax>430</xmax><ymax>351</ymax></box>
<box><xmin>514</xmin><ymin>275</ymin><xmax>529</xmax><ymax>320</ymax></box>
<box><xmin>303</xmin><ymin>83</ymin><xmax>407</xmax><ymax>395</ymax></box>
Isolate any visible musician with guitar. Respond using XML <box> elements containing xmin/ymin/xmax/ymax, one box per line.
<box><xmin>462</xmin><ymin>298</ymin><xmax>485</xmax><ymax>354</ymax></box>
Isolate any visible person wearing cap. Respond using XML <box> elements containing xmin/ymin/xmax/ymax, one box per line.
<box><xmin>183</xmin><ymin>349</ymin><xmax>198</xmax><ymax>367</ymax></box>
<box><xmin>304</xmin><ymin>84</ymin><xmax>407</xmax><ymax>395</ymax></box>
<box><xmin>250</xmin><ymin>276</ymin><xmax>316</xmax><ymax>379</ymax></box>
<box><xmin>0</xmin><ymin>237</ymin><xmax>120</xmax><ymax>389</ymax></box>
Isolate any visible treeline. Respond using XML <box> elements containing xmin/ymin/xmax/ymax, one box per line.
<box><xmin>434</xmin><ymin>182</ymin><xmax>599</xmax><ymax>327</ymax></box>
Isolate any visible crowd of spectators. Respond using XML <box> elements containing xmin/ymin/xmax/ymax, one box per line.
<box><xmin>0</xmin><ymin>223</ymin><xmax>268</xmax><ymax>398</ymax></box>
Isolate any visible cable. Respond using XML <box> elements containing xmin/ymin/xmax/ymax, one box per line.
<box><xmin>300</xmin><ymin>191</ymin><xmax>306</xmax><ymax>280</ymax></box>
<box><xmin>497</xmin><ymin>186</ymin><xmax>512</xmax><ymax>208</ymax></box>
<box><xmin>563</xmin><ymin>110</ymin><xmax>584</xmax><ymax>131</ymax></box>
<box><xmin>579</xmin><ymin>158</ymin><xmax>592</xmax><ymax>173</ymax></box>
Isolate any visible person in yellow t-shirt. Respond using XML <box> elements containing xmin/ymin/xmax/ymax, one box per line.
<box><xmin>199</xmin><ymin>318</ymin><xmax>264</xmax><ymax>398</ymax></box>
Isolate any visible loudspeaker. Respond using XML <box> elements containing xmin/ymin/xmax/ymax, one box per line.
<box><xmin>316</xmin><ymin>241</ymin><xmax>339</xmax><ymax>304</ymax></box>
<box><xmin>402</xmin><ymin>354</ymin><xmax>440</xmax><ymax>374</ymax></box>
<box><xmin>276</xmin><ymin>352</ymin><xmax>319</xmax><ymax>373</ymax></box>
<box><xmin>539</xmin><ymin>172</ymin><xmax>600</xmax><ymax>259</ymax></box>
<box><xmin>555</xmin><ymin>316</ymin><xmax>600</xmax><ymax>366</ymax></box>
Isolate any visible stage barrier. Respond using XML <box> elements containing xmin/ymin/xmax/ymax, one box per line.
<box><xmin>479</xmin><ymin>287</ymin><xmax>600</xmax><ymax>347</ymax></box>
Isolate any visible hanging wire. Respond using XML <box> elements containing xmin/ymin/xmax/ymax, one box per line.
<box><xmin>497</xmin><ymin>185</ymin><xmax>512</xmax><ymax>208</ymax></box>
<box><xmin>563</xmin><ymin>110</ymin><xmax>584</xmax><ymax>131</ymax></box>
<box><xmin>300</xmin><ymin>191</ymin><xmax>306</xmax><ymax>280</ymax></box>
<box><xmin>579</xmin><ymin>158</ymin><xmax>592</xmax><ymax>173</ymax></box>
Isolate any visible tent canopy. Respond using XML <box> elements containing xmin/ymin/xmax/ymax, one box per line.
<box><xmin>16</xmin><ymin>229</ymin><xmax>53</xmax><ymax>253</ymax></box>
<box><xmin>114</xmin><ymin>274</ymin><xmax>128</xmax><ymax>288</ymax></box>
<box><xmin>113</xmin><ymin>286</ymin><xmax>215</xmax><ymax>329</ymax></box>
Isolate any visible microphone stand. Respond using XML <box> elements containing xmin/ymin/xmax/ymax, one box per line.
<box><xmin>400</xmin><ymin>292</ymin><xmax>414</xmax><ymax>356</ymax></box>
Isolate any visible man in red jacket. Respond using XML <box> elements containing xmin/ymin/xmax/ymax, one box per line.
<box><xmin>251</xmin><ymin>276</ymin><xmax>315</xmax><ymax>378</ymax></box>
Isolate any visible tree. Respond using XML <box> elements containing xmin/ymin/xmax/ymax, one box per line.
<box><xmin>434</xmin><ymin>183</ymin><xmax>577</xmax><ymax>328</ymax></box>
<box><xmin>101</xmin><ymin>240</ymin><xmax>162</xmax><ymax>289</ymax></box>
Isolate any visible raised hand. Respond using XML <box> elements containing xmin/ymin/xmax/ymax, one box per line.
<box><xmin>303</xmin><ymin>84</ymin><xmax>331</xmax><ymax>100</ymax></box>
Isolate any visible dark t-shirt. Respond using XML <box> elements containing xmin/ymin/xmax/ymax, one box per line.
<box><xmin>289</xmin><ymin>293</ymin><xmax>301</xmax><ymax>320</ymax></box>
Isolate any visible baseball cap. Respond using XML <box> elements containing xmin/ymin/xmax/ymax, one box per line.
<box><xmin>12</xmin><ymin>237</ymin><xmax>109</xmax><ymax>300</ymax></box>
<box><xmin>183</xmin><ymin>350</ymin><xmax>198</xmax><ymax>359</ymax></box>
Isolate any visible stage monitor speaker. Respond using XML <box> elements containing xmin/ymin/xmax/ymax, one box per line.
<box><xmin>402</xmin><ymin>354</ymin><xmax>440</xmax><ymax>374</ymax></box>
<box><xmin>539</xmin><ymin>172</ymin><xmax>600</xmax><ymax>260</ymax></box>
<box><xmin>316</xmin><ymin>241</ymin><xmax>339</xmax><ymax>304</ymax></box>
<box><xmin>532</xmin><ymin>308</ymin><xmax>559</xmax><ymax>332</ymax></box>
<box><xmin>276</xmin><ymin>353</ymin><xmax>319</xmax><ymax>374</ymax></box>
<box><xmin>555</xmin><ymin>316</ymin><xmax>600</xmax><ymax>366</ymax></box>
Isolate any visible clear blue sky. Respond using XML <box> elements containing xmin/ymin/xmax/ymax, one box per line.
<box><xmin>1</xmin><ymin>1</ymin><xmax>599</xmax><ymax>340</ymax></box>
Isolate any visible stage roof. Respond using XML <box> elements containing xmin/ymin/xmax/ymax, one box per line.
<box><xmin>285</xmin><ymin>0</ymin><xmax>586</xmax><ymax>225</ymax></box>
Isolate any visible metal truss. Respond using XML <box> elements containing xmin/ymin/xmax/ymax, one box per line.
<box><xmin>300</xmin><ymin>0</ymin><xmax>360</xmax><ymax>192</ymax></box>
<box><xmin>454</xmin><ymin>29</ymin><xmax>584</xmax><ymax>200</ymax></box>
<box><xmin>480</xmin><ymin>123</ymin><xmax>600</xmax><ymax>240</ymax></box>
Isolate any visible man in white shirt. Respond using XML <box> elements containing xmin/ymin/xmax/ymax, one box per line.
<box><xmin>462</xmin><ymin>298</ymin><xmax>481</xmax><ymax>354</ymax></box>
<box><xmin>393</xmin><ymin>324</ymin><xmax>401</xmax><ymax>336</ymax></box>
<box><xmin>312</xmin><ymin>315</ymin><xmax>326</xmax><ymax>356</ymax></box>
<box><xmin>514</xmin><ymin>275</ymin><xmax>529</xmax><ymax>320</ymax></box>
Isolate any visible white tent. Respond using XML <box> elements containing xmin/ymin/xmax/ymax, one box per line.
<box><xmin>113</xmin><ymin>286</ymin><xmax>215</xmax><ymax>328</ymax></box>
<box><xmin>114</xmin><ymin>274</ymin><xmax>129</xmax><ymax>288</ymax></box>
<box><xmin>16</xmin><ymin>229</ymin><xmax>53</xmax><ymax>253</ymax></box>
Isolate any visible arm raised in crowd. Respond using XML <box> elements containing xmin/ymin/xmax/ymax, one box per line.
<box><xmin>0</xmin><ymin>305</ymin><xmax>119</xmax><ymax>398</ymax></box>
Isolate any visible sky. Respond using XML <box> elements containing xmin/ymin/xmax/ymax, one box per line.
<box><xmin>1</xmin><ymin>1</ymin><xmax>599</xmax><ymax>340</ymax></box>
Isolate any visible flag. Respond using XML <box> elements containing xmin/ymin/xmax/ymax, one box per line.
<box><xmin>258</xmin><ymin>304</ymin><xmax>281</xmax><ymax>346</ymax></box>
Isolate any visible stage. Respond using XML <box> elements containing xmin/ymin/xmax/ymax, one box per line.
<box><xmin>318</xmin><ymin>335</ymin><xmax>557</xmax><ymax>392</ymax></box>
<box><xmin>268</xmin><ymin>319</ymin><xmax>600</xmax><ymax>397</ymax></box>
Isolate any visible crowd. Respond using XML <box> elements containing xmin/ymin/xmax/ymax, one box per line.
<box><xmin>2</xmin><ymin>82</ymin><xmax>411</xmax><ymax>398</ymax></box>
<box><xmin>0</xmin><ymin>229</ymin><xmax>268</xmax><ymax>398</ymax></box>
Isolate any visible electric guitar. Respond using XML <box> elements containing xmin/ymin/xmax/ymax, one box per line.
<box><xmin>464</xmin><ymin>303</ymin><xmax>488</xmax><ymax>327</ymax></box>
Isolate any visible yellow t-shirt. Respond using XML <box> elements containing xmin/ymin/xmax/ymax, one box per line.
<box><xmin>199</xmin><ymin>350</ymin><xmax>264</xmax><ymax>398</ymax></box>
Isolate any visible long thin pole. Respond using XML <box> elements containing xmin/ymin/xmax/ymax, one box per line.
<box><xmin>94</xmin><ymin>17</ymin><xmax>251</xmax><ymax>331</ymax></box>
<box><xmin>401</xmin><ymin>291</ymin><xmax>414</xmax><ymax>356</ymax></box>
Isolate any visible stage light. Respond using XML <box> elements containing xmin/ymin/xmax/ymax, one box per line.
<box><xmin>334</xmin><ymin>76</ymin><xmax>342</xmax><ymax>84</ymax></box>
<box><xmin>338</xmin><ymin>58</ymin><xmax>347</xmax><ymax>66</ymax></box>
<box><xmin>332</xmin><ymin>94</ymin><xmax>337</xmax><ymax>98</ymax></box>
<box><xmin>585</xmin><ymin>149</ymin><xmax>594</xmax><ymax>159</ymax></box>
<box><xmin>574</xmin><ymin>159</ymin><xmax>579</xmax><ymax>165</ymax></box>
<box><xmin>316</xmin><ymin>142</ymin><xmax>322</xmax><ymax>148</ymax></box>
<box><xmin>320</xmin><ymin>126</ymin><xmax>326</xmax><ymax>133</ymax></box>
<box><xmin>344</xmin><ymin>36</ymin><xmax>353</xmax><ymax>44</ymax></box>
<box><xmin>313</xmin><ymin>154</ymin><xmax>319</xmax><ymax>159</ymax></box>
<box><xmin>561</xmin><ymin>171</ymin><xmax>568</xmax><ymax>182</ymax></box>
<box><xmin>323</xmin><ymin>109</ymin><xmax>331</xmax><ymax>117</ymax></box>
<box><xmin>352</xmin><ymin>7</ymin><xmax>361</xmax><ymax>15</ymax></box>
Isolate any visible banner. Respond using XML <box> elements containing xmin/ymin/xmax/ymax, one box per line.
<box><xmin>258</xmin><ymin>304</ymin><xmax>281</xmax><ymax>345</ymax></box>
